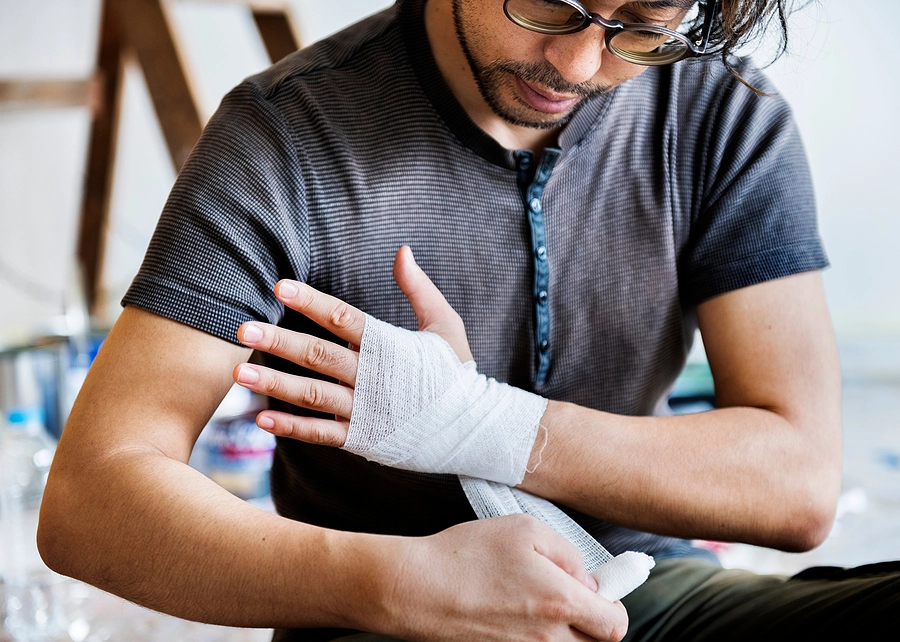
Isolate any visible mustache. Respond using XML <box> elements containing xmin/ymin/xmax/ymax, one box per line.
<box><xmin>487</xmin><ymin>61</ymin><xmax>609</xmax><ymax>98</ymax></box>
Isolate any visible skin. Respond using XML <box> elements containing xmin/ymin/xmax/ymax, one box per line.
<box><xmin>429</xmin><ymin>0</ymin><xmax>693</xmax><ymax>150</ymax></box>
<box><xmin>236</xmin><ymin>247</ymin><xmax>841</xmax><ymax>552</ymax></box>
<box><xmin>39</xmin><ymin>0</ymin><xmax>841</xmax><ymax>639</ymax></box>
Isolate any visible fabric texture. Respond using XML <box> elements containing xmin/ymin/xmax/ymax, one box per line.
<box><xmin>120</xmin><ymin>1</ymin><xmax>831</xmax><ymax>639</ymax></box>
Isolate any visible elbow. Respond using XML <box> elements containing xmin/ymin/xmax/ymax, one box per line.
<box><xmin>37</xmin><ymin>489</ymin><xmax>75</xmax><ymax>577</ymax></box>
<box><xmin>773</xmin><ymin>471</ymin><xmax>840</xmax><ymax>553</ymax></box>
<box><xmin>37</xmin><ymin>474</ymin><xmax>93</xmax><ymax>580</ymax></box>
<box><xmin>772</xmin><ymin>416</ymin><xmax>842</xmax><ymax>553</ymax></box>
<box><xmin>778</xmin><ymin>500</ymin><xmax>835</xmax><ymax>553</ymax></box>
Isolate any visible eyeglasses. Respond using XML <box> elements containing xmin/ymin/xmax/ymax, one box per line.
<box><xmin>503</xmin><ymin>0</ymin><xmax>720</xmax><ymax>66</ymax></box>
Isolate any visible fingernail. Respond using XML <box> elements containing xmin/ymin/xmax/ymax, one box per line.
<box><xmin>257</xmin><ymin>415</ymin><xmax>275</xmax><ymax>430</ymax></box>
<box><xmin>236</xmin><ymin>365</ymin><xmax>259</xmax><ymax>384</ymax></box>
<box><xmin>585</xmin><ymin>573</ymin><xmax>599</xmax><ymax>592</ymax></box>
<box><xmin>242</xmin><ymin>323</ymin><xmax>263</xmax><ymax>343</ymax></box>
<box><xmin>278</xmin><ymin>281</ymin><xmax>299</xmax><ymax>299</ymax></box>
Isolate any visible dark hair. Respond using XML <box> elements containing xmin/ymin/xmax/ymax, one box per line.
<box><xmin>685</xmin><ymin>0</ymin><xmax>812</xmax><ymax>94</ymax></box>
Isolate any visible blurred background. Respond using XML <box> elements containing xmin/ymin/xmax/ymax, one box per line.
<box><xmin>0</xmin><ymin>0</ymin><xmax>898</xmax><ymax>640</ymax></box>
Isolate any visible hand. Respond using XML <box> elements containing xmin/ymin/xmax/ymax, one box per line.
<box><xmin>373</xmin><ymin>515</ymin><xmax>628</xmax><ymax>641</ymax></box>
<box><xmin>233</xmin><ymin>246</ymin><xmax>473</xmax><ymax>445</ymax></box>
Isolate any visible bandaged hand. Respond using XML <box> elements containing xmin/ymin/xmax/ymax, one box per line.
<box><xmin>233</xmin><ymin>246</ymin><xmax>546</xmax><ymax>484</ymax></box>
<box><xmin>347</xmin><ymin>316</ymin><xmax>546</xmax><ymax>484</ymax></box>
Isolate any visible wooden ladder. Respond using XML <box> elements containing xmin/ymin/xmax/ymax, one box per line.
<box><xmin>73</xmin><ymin>0</ymin><xmax>302</xmax><ymax>317</ymax></box>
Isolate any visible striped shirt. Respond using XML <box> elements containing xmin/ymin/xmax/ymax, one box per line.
<box><xmin>124</xmin><ymin>1</ymin><xmax>827</xmax><ymax>638</ymax></box>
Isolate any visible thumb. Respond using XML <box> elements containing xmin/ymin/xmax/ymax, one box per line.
<box><xmin>393</xmin><ymin>246</ymin><xmax>473</xmax><ymax>362</ymax></box>
<box><xmin>532</xmin><ymin>526</ymin><xmax>599</xmax><ymax>593</ymax></box>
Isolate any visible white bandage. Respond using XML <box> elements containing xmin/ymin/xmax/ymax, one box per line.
<box><xmin>345</xmin><ymin>315</ymin><xmax>547</xmax><ymax>486</ymax></box>
<box><xmin>348</xmin><ymin>314</ymin><xmax>654</xmax><ymax>601</ymax></box>
<box><xmin>460</xmin><ymin>477</ymin><xmax>655</xmax><ymax>602</ymax></box>
<box><xmin>591</xmin><ymin>551</ymin><xmax>655</xmax><ymax>602</ymax></box>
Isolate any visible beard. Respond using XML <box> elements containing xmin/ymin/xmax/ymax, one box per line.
<box><xmin>451</xmin><ymin>1</ymin><xmax>610</xmax><ymax>130</ymax></box>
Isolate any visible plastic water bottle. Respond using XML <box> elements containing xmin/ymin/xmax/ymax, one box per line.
<box><xmin>0</xmin><ymin>407</ymin><xmax>68</xmax><ymax>641</ymax></box>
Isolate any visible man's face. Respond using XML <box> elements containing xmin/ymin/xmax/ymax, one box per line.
<box><xmin>451</xmin><ymin>0</ymin><xmax>694</xmax><ymax>130</ymax></box>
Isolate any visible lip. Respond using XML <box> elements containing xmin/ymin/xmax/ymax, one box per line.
<box><xmin>514</xmin><ymin>77</ymin><xmax>579</xmax><ymax>114</ymax></box>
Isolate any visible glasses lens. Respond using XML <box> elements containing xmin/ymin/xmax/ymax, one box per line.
<box><xmin>505</xmin><ymin>0</ymin><xmax>587</xmax><ymax>35</ymax></box>
<box><xmin>608</xmin><ymin>28</ymin><xmax>690</xmax><ymax>65</ymax></box>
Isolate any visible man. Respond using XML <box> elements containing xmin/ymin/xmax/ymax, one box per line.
<box><xmin>38</xmin><ymin>0</ymin><xmax>899</xmax><ymax>640</ymax></box>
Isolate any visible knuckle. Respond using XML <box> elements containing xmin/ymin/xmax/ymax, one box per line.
<box><xmin>303</xmin><ymin>340</ymin><xmax>331</xmax><ymax>368</ymax></box>
<box><xmin>541</xmin><ymin>596</ymin><xmax>571</xmax><ymax>624</ymax></box>
<box><xmin>310</xmin><ymin>424</ymin><xmax>330</xmax><ymax>445</ymax></box>
<box><xmin>280</xmin><ymin>418</ymin><xmax>298</xmax><ymax>438</ymax></box>
<box><xmin>330</xmin><ymin>303</ymin><xmax>355</xmax><ymax>329</ymax></box>
<box><xmin>311</xmin><ymin>424</ymin><xmax>342</xmax><ymax>447</ymax></box>
<box><xmin>609</xmin><ymin>604</ymin><xmax>629</xmax><ymax>642</ymax></box>
<box><xmin>299</xmin><ymin>382</ymin><xmax>329</xmax><ymax>409</ymax></box>
<box><xmin>259</xmin><ymin>374</ymin><xmax>281</xmax><ymax>396</ymax></box>
<box><xmin>265</xmin><ymin>328</ymin><xmax>285</xmax><ymax>353</ymax></box>
<box><xmin>514</xmin><ymin>514</ymin><xmax>543</xmax><ymax>536</ymax></box>
<box><xmin>610</xmin><ymin>619</ymin><xmax>628</xmax><ymax>642</ymax></box>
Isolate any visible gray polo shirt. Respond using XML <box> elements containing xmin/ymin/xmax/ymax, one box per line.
<box><xmin>124</xmin><ymin>1</ymin><xmax>826</xmax><ymax>636</ymax></box>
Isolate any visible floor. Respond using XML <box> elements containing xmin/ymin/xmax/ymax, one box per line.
<box><xmin>3</xmin><ymin>377</ymin><xmax>898</xmax><ymax>641</ymax></box>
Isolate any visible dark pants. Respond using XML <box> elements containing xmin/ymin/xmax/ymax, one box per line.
<box><xmin>320</xmin><ymin>557</ymin><xmax>900</xmax><ymax>641</ymax></box>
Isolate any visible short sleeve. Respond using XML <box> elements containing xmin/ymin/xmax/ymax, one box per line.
<box><xmin>678</xmin><ymin>70</ymin><xmax>828</xmax><ymax>305</ymax></box>
<box><xmin>122</xmin><ymin>80</ymin><xmax>310</xmax><ymax>344</ymax></box>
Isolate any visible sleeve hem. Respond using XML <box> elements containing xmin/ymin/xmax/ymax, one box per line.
<box><xmin>121</xmin><ymin>275</ymin><xmax>270</xmax><ymax>346</ymax></box>
<box><xmin>681</xmin><ymin>238</ymin><xmax>829</xmax><ymax>306</ymax></box>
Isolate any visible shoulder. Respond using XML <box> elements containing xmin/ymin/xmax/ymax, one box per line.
<box><xmin>616</xmin><ymin>57</ymin><xmax>792</xmax><ymax>131</ymax></box>
<box><xmin>241</xmin><ymin>5</ymin><xmax>404</xmax><ymax>105</ymax></box>
<box><xmin>671</xmin><ymin>58</ymin><xmax>796</xmax><ymax>143</ymax></box>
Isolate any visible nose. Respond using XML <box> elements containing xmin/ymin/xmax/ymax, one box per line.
<box><xmin>542</xmin><ymin>27</ymin><xmax>605</xmax><ymax>86</ymax></box>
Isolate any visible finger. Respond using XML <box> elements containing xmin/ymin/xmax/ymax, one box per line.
<box><xmin>274</xmin><ymin>280</ymin><xmax>367</xmax><ymax>346</ymax></box>
<box><xmin>255</xmin><ymin>410</ymin><xmax>349</xmax><ymax>447</ymax></box>
<box><xmin>530</xmin><ymin>549</ymin><xmax>628</xmax><ymax>642</ymax></box>
<box><xmin>567</xmin><ymin>596</ymin><xmax>628</xmax><ymax>642</ymax></box>
<box><xmin>568</xmin><ymin>627</ymin><xmax>600</xmax><ymax>642</ymax></box>
<box><xmin>392</xmin><ymin>246</ymin><xmax>473</xmax><ymax>361</ymax></box>
<box><xmin>531</xmin><ymin>525</ymin><xmax>598</xmax><ymax>592</ymax></box>
<box><xmin>237</xmin><ymin>322</ymin><xmax>359</xmax><ymax>387</ymax></box>
<box><xmin>234</xmin><ymin>363</ymin><xmax>354</xmax><ymax>419</ymax></box>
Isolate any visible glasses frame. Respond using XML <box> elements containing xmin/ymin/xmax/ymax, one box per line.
<box><xmin>503</xmin><ymin>0</ymin><xmax>721</xmax><ymax>66</ymax></box>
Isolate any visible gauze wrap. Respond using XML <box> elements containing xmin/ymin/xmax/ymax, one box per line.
<box><xmin>345</xmin><ymin>316</ymin><xmax>547</xmax><ymax>486</ymax></box>
<box><xmin>346</xmin><ymin>314</ymin><xmax>654</xmax><ymax>601</ymax></box>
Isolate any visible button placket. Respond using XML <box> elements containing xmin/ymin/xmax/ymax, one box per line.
<box><xmin>516</xmin><ymin>148</ymin><xmax>560</xmax><ymax>386</ymax></box>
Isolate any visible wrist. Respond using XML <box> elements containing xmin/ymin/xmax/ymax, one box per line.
<box><xmin>521</xmin><ymin>399</ymin><xmax>571</xmax><ymax>488</ymax></box>
<box><xmin>326</xmin><ymin>530</ymin><xmax>421</xmax><ymax>636</ymax></box>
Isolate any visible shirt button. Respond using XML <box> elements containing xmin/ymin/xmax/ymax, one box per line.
<box><xmin>530</xmin><ymin>198</ymin><xmax>542</xmax><ymax>212</ymax></box>
<box><xmin>536</xmin><ymin>246</ymin><xmax>547</xmax><ymax>261</ymax></box>
<box><xmin>539</xmin><ymin>340</ymin><xmax>549</xmax><ymax>352</ymax></box>
<box><xmin>537</xmin><ymin>290</ymin><xmax>548</xmax><ymax>305</ymax></box>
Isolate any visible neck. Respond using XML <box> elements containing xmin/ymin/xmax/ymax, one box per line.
<box><xmin>424</xmin><ymin>0</ymin><xmax>560</xmax><ymax>153</ymax></box>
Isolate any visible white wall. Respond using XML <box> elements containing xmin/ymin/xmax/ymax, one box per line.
<box><xmin>765</xmin><ymin>1</ymin><xmax>900</xmax><ymax>342</ymax></box>
<box><xmin>1</xmin><ymin>0</ymin><xmax>898</xmax><ymax>363</ymax></box>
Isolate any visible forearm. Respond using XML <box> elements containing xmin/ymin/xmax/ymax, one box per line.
<box><xmin>520</xmin><ymin>400</ymin><xmax>842</xmax><ymax>551</ymax></box>
<box><xmin>40</xmin><ymin>447</ymin><xmax>393</xmax><ymax>630</ymax></box>
<box><xmin>37</xmin><ymin>308</ymin><xmax>400</xmax><ymax>631</ymax></box>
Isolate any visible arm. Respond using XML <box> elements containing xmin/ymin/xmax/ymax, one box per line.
<box><xmin>520</xmin><ymin>270</ymin><xmax>842</xmax><ymax>552</ymax></box>
<box><xmin>38</xmin><ymin>306</ymin><xmax>625</xmax><ymax>640</ymax></box>
<box><xmin>241</xmin><ymin>250</ymin><xmax>841</xmax><ymax>553</ymax></box>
